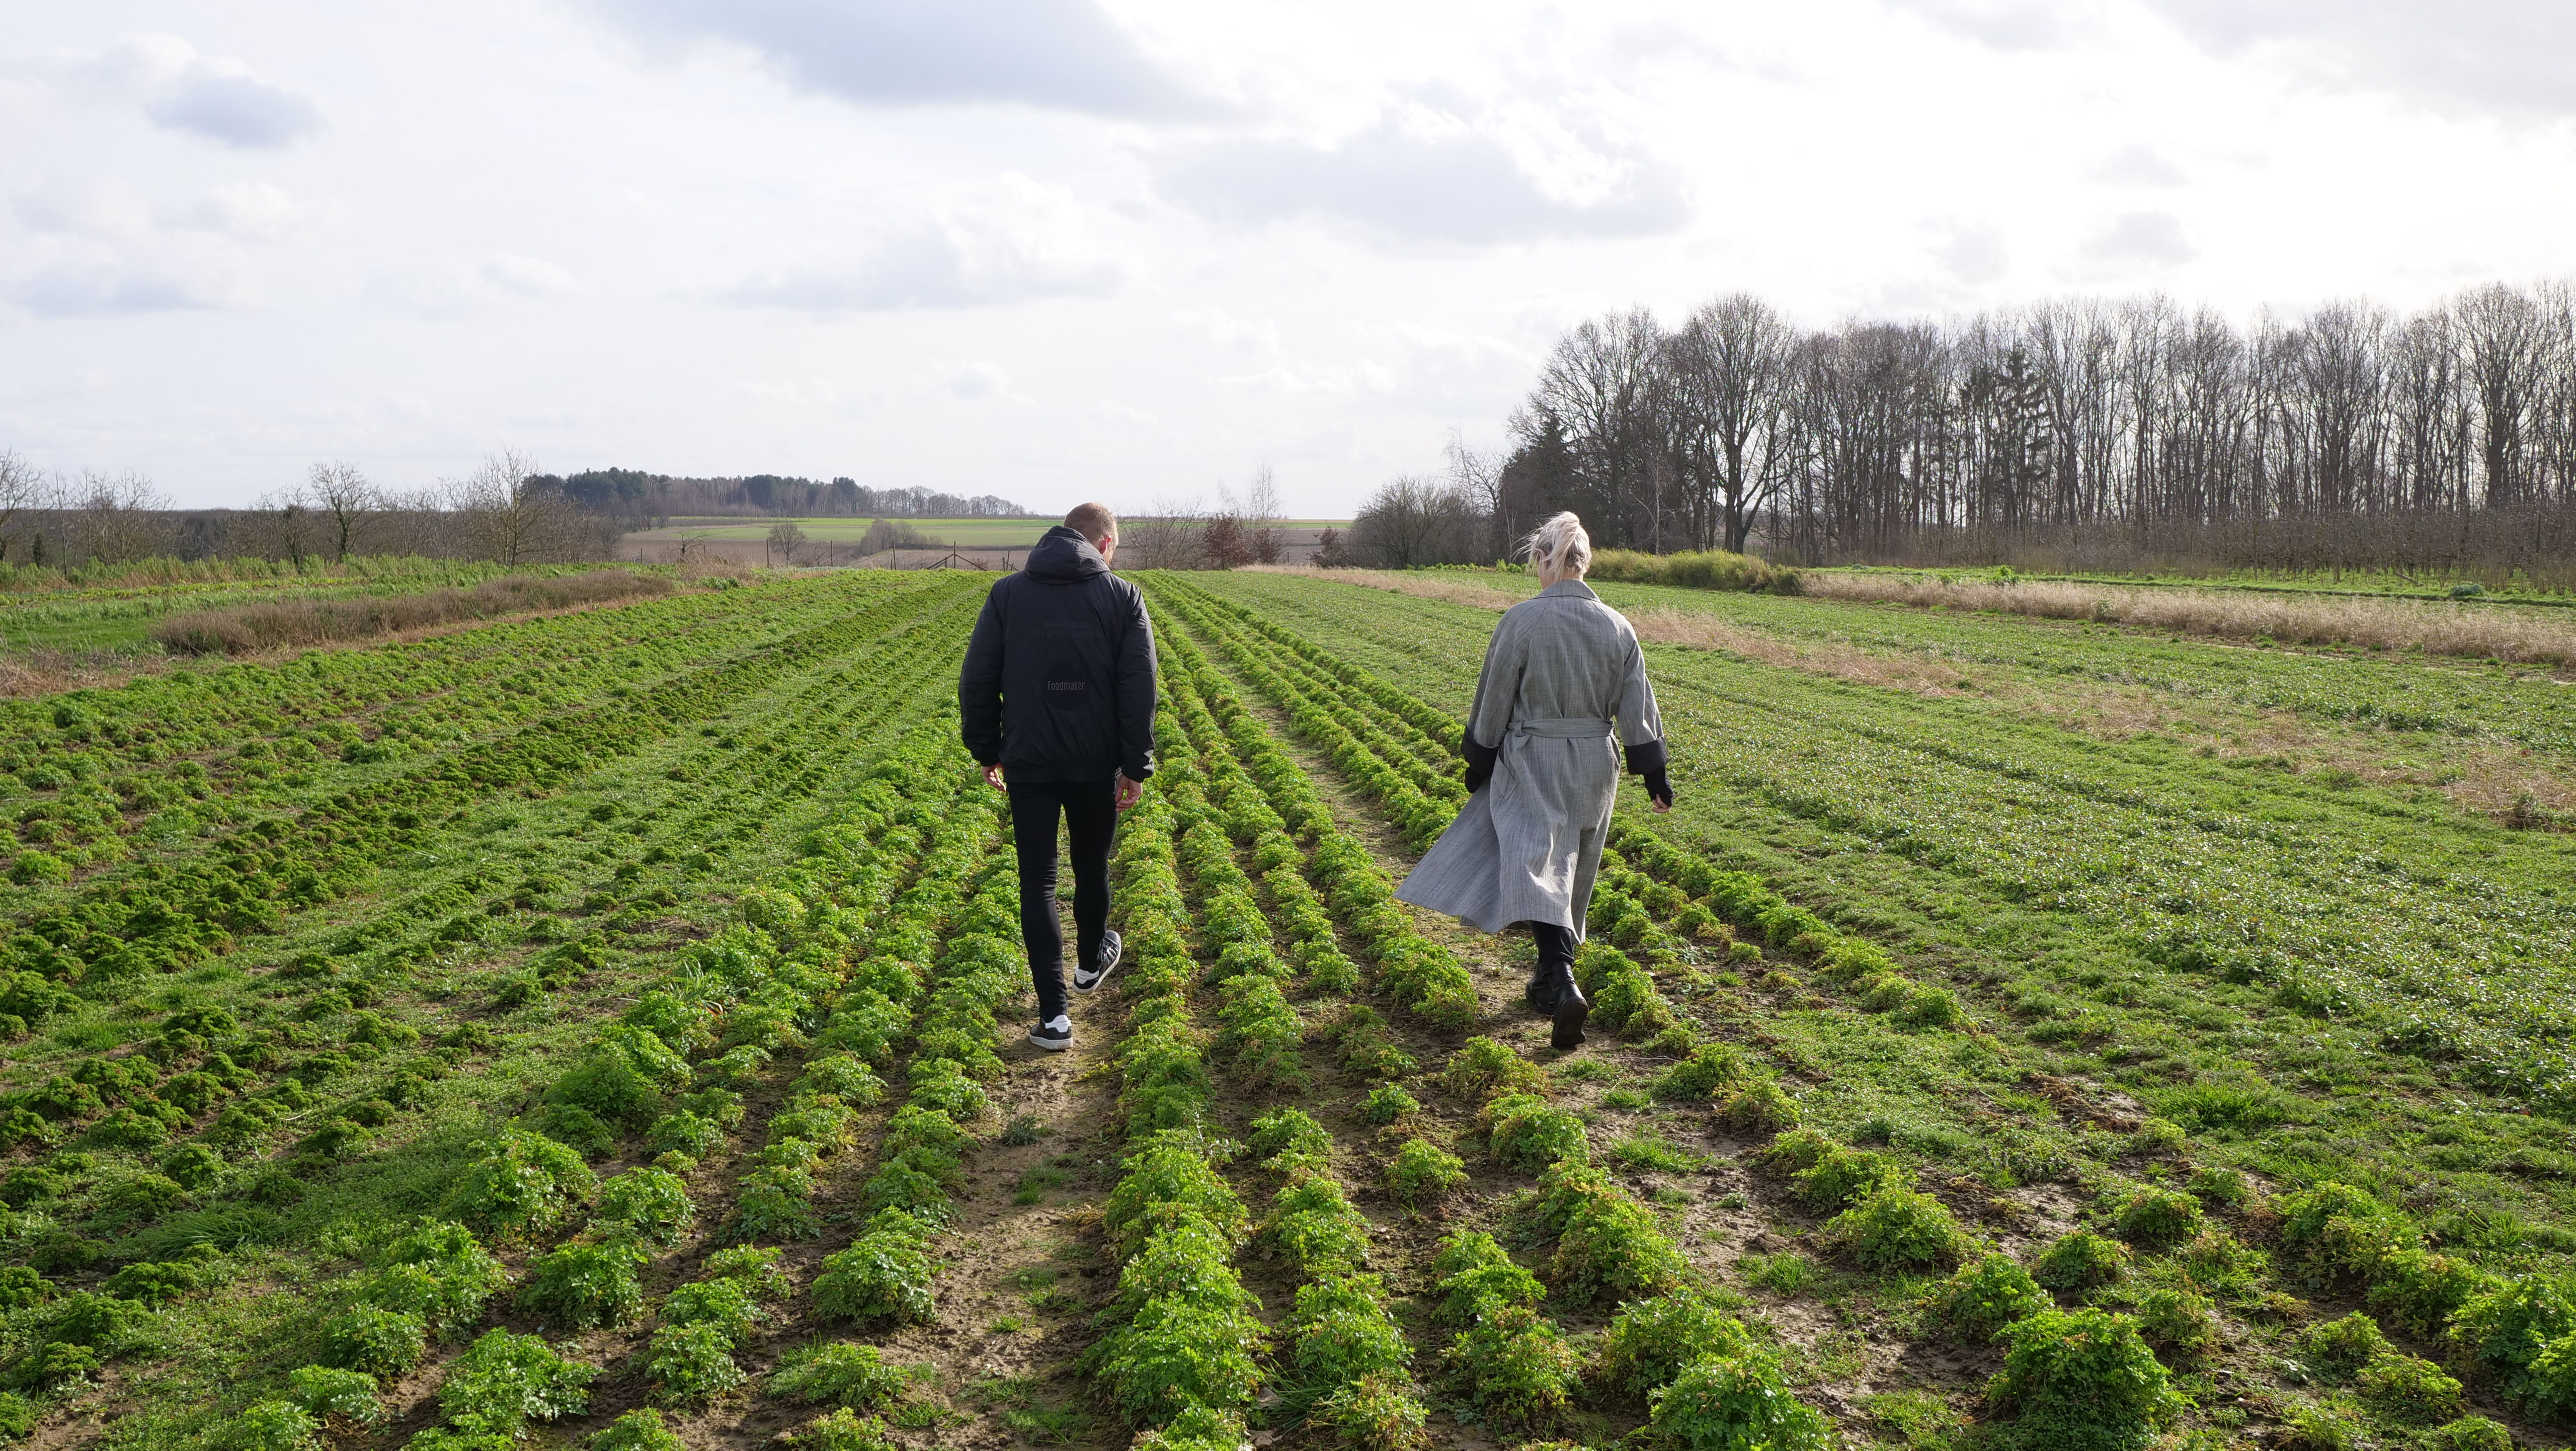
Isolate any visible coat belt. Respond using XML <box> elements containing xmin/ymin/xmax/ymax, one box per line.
<box><xmin>1508</xmin><ymin>717</ymin><xmax>1613</xmax><ymax>739</ymax></box>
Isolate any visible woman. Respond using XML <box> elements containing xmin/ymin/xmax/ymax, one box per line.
<box><xmin>1397</xmin><ymin>512</ymin><xmax>1673</xmax><ymax>1049</ymax></box>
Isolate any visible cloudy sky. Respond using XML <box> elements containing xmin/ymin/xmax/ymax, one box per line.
<box><xmin>2</xmin><ymin>0</ymin><xmax>2571</xmax><ymax>515</ymax></box>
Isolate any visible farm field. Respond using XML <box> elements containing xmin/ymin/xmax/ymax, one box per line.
<box><xmin>625</xmin><ymin>519</ymin><xmax>1353</xmax><ymax>549</ymax></box>
<box><xmin>0</xmin><ymin>563</ymin><xmax>647</xmax><ymax>656</ymax></box>
<box><xmin>0</xmin><ymin>565</ymin><xmax>2570</xmax><ymax>1450</ymax></box>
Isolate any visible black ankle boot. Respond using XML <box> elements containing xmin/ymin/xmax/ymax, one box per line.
<box><xmin>1524</xmin><ymin>962</ymin><xmax>1560</xmax><ymax>1012</ymax></box>
<box><xmin>1550</xmin><ymin>969</ymin><xmax>1589</xmax><ymax>1050</ymax></box>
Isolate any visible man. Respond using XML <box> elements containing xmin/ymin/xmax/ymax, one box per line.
<box><xmin>959</xmin><ymin>502</ymin><xmax>1157</xmax><ymax>1052</ymax></box>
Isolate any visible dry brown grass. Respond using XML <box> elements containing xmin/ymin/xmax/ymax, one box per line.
<box><xmin>153</xmin><ymin>570</ymin><xmax>674</xmax><ymax>655</ymax></box>
<box><xmin>1802</xmin><ymin>572</ymin><xmax>2576</xmax><ymax>668</ymax></box>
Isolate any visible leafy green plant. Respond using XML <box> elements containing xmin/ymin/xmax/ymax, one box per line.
<box><xmin>1929</xmin><ymin>1253</ymin><xmax>2051</xmax><ymax>1342</ymax></box>
<box><xmin>1484</xmin><ymin>1093</ymin><xmax>1587</xmax><ymax>1172</ymax></box>
<box><xmin>1089</xmin><ymin>1292</ymin><xmax>1267</xmax><ymax>1425</ymax></box>
<box><xmin>2133</xmin><ymin>1289</ymin><xmax>2217</xmax><ymax>1363</ymax></box>
<box><xmin>221</xmin><ymin>1400</ymin><xmax>322</xmax><ymax>1451</ymax></box>
<box><xmin>1358</xmin><ymin>1084</ymin><xmax>1419</xmax><ymax>1127</ymax></box>
<box><xmin>592</xmin><ymin>1408</ymin><xmax>687</xmax><ymax>1451</ymax></box>
<box><xmin>1593</xmin><ymin>1289</ymin><xmax>1758</xmax><ymax>1398</ymax></box>
<box><xmin>519</xmin><ymin>1237</ymin><xmax>647</xmax><ymax>1329</ymax></box>
<box><xmin>784</xmin><ymin>1407</ymin><xmax>900</xmax><ymax>1451</ymax></box>
<box><xmin>2301</xmin><ymin>1312</ymin><xmax>2393</xmax><ymax>1379</ymax></box>
<box><xmin>436</xmin><ymin>1329</ymin><xmax>597</xmax><ymax>1437</ymax></box>
<box><xmin>1645</xmin><ymin>1351</ymin><xmax>1831</xmax><ymax>1451</ymax></box>
<box><xmin>1432</xmin><ymin>1231</ymin><xmax>1545</xmax><ymax>1325</ymax></box>
<box><xmin>1823</xmin><ymin>1184</ymin><xmax>1971</xmax><ymax>1272</ymax></box>
<box><xmin>771</xmin><ymin>1342</ymin><xmax>906</xmax><ymax>1410</ymax></box>
<box><xmin>2030</xmin><ymin>1231</ymin><xmax>2132</xmax><ymax>1299</ymax></box>
<box><xmin>1653</xmin><ymin>1043</ymin><xmax>1747</xmax><ymax>1102</ymax></box>
<box><xmin>593</xmin><ymin>1167</ymin><xmax>695</xmax><ymax>1245</ymax></box>
<box><xmin>644</xmin><ymin>1320</ymin><xmax>745</xmax><ymax>1406</ymax></box>
<box><xmin>2113</xmin><ymin>1186</ymin><xmax>2203</xmax><ymax>1250</ymax></box>
<box><xmin>286</xmin><ymin>1364</ymin><xmax>383</xmax><ymax>1426</ymax></box>
<box><xmin>1311</xmin><ymin>1371</ymin><xmax>1428</xmax><ymax>1451</ymax></box>
<box><xmin>322</xmin><ymin>1305</ymin><xmax>428</xmax><ymax>1377</ymax></box>
<box><xmin>1288</xmin><ymin>1274</ymin><xmax>1412</xmax><ymax>1390</ymax></box>
<box><xmin>1442</xmin><ymin>1038</ymin><xmax>1547</xmax><ymax>1102</ymax></box>
<box><xmin>2418</xmin><ymin>1416</ymin><xmax>2514</xmax><ymax>1451</ymax></box>
<box><xmin>1444</xmin><ymin>1302</ymin><xmax>1580</xmax><ymax>1427</ymax></box>
<box><xmin>1385</xmin><ymin>1139</ymin><xmax>1466</xmax><ymax>1210</ymax></box>
<box><xmin>1987</xmin><ymin>1309</ymin><xmax>2181</xmax><ymax>1451</ymax></box>
<box><xmin>444</xmin><ymin>1126</ymin><xmax>597</xmax><ymax>1239</ymax></box>
<box><xmin>2356</xmin><ymin>1352</ymin><xmax>2464</xmax><ymax>1423</ymax></box>
<box><xmin>1713</xmin><ymin>1080</ymin><xmax>1799</xmax><ymax>1135</ymax></box>
<box><xmin>1551</xmin><ymin>1188</ymin><xmax>1689</xmax><ymax>1305</ymax></box>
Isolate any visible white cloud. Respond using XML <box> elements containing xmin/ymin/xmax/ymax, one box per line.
<box><xmin>2138</xmin><ymin>0</ymin><xmax>2576</xmax><ymax>120</ymax></box>
<box><xmin>13</xmin><ymin>176</ymin><xmax>155</xmax><ymax>239</ymax></box>
<box><xmin>1932</xmin><ymin>222</ymin><xmax>2010</xmax><ymax>284</ymax></box>
<box><xmin>482</xmin><ymin>255</ymin><xmax>577</xmax><ymax>297</ymax></box>
<box><xmin>586</xmin><ymin>0</ymin><xmax>1209</xmax><ymax>116</ymax></box>
<box><xmin>147</xmin><ymin>66</ymin><xmax>324</xmax><ymax>148</ymax></box>
<box><xmin>947</xmin><ymin>361</ymin><xmax>1009</xmax><ymax>399</ymax></box>
<box><xmin>11</xmin><ymin>262</ymin><xmax>254</xmax><ymax>318</ymax></box>
<box><xmin>367</xmin><ymin>256</ymin><xmax>581</xmax><ymax>318</ymax></box>
<box><xmin>177</xmin><ymin>183</ymin><xmax>321</xmax><ymax>242</ymax></box>
<box><xmin>2081</xmin><ymin>211</ymin><xmax>2196</xmax><ymax>268</ymax></box>
<box><xmin>722</xmin><ymin>176</ymin><xmax>1125</xmax><ymax>313</ymax></box>
<box><xmin>2089</xmin><ymin>145</ymin><xmax>2188</xmax><ymax>187</ymax></box>
<box><xmin>1878</xmin><ymin>0</ymin><xmax>2099</xmax><ymax>51</ymax></box>
<box><xmin>1154</xmin><ymin>107</ymin><xmax>1690</xmax><ymax>248</ymax></box>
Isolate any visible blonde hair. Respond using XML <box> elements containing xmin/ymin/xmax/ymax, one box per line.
<box><xmin>1521</xmin><ymin>511</ymin><xmax>1592</xmax><ymax>578</ymax></box>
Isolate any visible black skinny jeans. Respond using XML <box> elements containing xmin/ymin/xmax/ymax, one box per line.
<box><xmin>1008</xmin><ymin>777</ymin><xmax>1116</xmax><ymax>1025</ymax></box>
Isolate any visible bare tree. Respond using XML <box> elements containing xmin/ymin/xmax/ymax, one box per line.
<box><xmin>307</xmin><ymin>461</ymin><xmax>379</xmax><ymax>563</ymax></box>
<box><xmin>445</xmin><ymin>450</ymin><xmax>598</xmax><ymax>566</ymax></box>
<box><xmin>0</xmin><ymin>452</ymin><xmax>58</xmax><ymax>566</ymax></box>
<box><xmin>248</xmin><ymin>480</ymin><xmax>325</xmax><ymax>568</ymax></box>
<box><xmin>1444</xmin><ymin>433</ymin><xmax>1507</xmax><ymax>559</ymax></box>
<box><xmin>1347</xmin><ymin>474</ymin><xmax>1480</xmax><ymax>567</ymax></box>
<box><xmin>1119</xmin><ymin>495</ymin><xmax>1208</xmax><ymax>570</ymax></box>
<box><xmin>1667</xmin><ymin>295</ymin><xmax>1794</xmax><ymax>552</ymax></box>
<box><xmin>70</xmin><ymin>472</ymin><xmax>173</xmax><ymax>564</ymax></box>
<box><xmin>1236</xmin><ymin>464</ymin><xmax>1285</xmax><ymax>565</ymax></box>
<box><xmin>766</xmin><ymin>520</ymin><xmax>808</xmax><ymax>566</ymax></box>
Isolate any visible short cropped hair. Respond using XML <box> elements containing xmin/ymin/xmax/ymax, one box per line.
<box><xmin>1522</xmin><ymin>511</ymin><xmax>1592</xmax><ymax>577</ymax></box>
<box><xmin>1064</xmin><ymin>502</ymin><xmax>1116</xmax><ymax>543</ymax></box>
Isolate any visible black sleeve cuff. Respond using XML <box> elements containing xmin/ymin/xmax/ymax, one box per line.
<box><xmin>1624</xmin><ymin>738</ymin><xmax>1668</xmax><ymax>775</ymax></box>
<box><xmin>1462</xmin><ymin>734</ymin><xmax>1499</xmax><ymax>773</ymax></box>
<box><xmin>1122</xmin><ymin>757</ymin><xmax>1156</xmax><ymax>781</ymax></box>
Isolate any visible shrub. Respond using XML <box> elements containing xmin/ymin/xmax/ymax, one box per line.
<box><xmin>223</xmin><ymin>1401</ymin><xmax>322</xmax><ymax>1451</ymax></box>
<box><xmin>1358</xmin><ymin>1085</ymin><xmax>1419</xmax><ymax>1127</ymax></box>
<box><xmin>2419</xmin><ymin>1416</ymin><xmax>2514</xmax><ymax>1451</ymax></box>
<box><xmin>1551</xmin><ymin>1191</ymin><xmax>1688</xmax><ymax>1305</ymax></box>
<box><xmin>2446</xmin><ymin>1274</ymin><xmax>2576</xmax><ymax>1407</ymax></box>
<box><xmin>1653</xmin><ymin>1044</ymin><xmax>1746</xmax><ymax>1103</ymax></box>
<box><xmin>1441</xmin><ymin>1038</ymin><xmax>1546</xmax><ymax>1102</ymax></box>
<box><xmin>594</xmin><ymin>1167</ymin><xmax>694</xmax><ymax>1245</ymax></box>
<box><xmin>1104</xmin><ymin>1134</ymin><xmax>1250</xmax><ymax>1258</ymax></box>
<box><xmin>2357</xmin><ymin>1352</ymin><xmax>2465</xmax><ymax>1423</ymax></box>
<box><xmin>663</xmin><ymin>1277</ymin><xmax>763</xmax><ymax>1344</ymax></box>
<box><xmin>1788</xmin><ymin>1144</ymin><xmax>1900</xmax><ymax>1212</ymax></box>
<box><xmin>2133</xmin><ymin>1289</ymin><xmax>2218</xmax><ymax>1363</ymax></box>
<box><xmin>323</xmin><ymin>1305</ymin><xmax>428</xmax><ymax>1377</ymax></box>
<box><xmin>1714</xmin><ymin>1081</ymin><xmax>1800</xmax><ymax>1135</ymax></box>
<box><xmin>1263</xmin><ymin>1177</ymin><xmax>1372</xmax><ymax>1275</ymax></box>
<box><xmin>287</xmin><ymin>1364</ymin><xmax>383</xmax><ymax>1426</ymax></box>
<box><xmin>1823</xmin><ymin>1184</ymin><xmax>1970</xmax><ymax>1273</ymax></box>
<box><xmin>771</xmin><ymin>1342</ymin><xmax>905</xmax><ymax>1410</ymax></box>
<box><xmin>2113</xmin><ymin>1186</ymin><xmax>2203</xmax><ymax>1250</ymax></box>
<box><xmin>366</xmin><ymin>1220</ymin><xmax>509</xmax><ymax>1333</ymax></box>
<box><xmin>1288</xmin><ymin>1274</ymin><xmax>1412</xmax><ymax>1387</ymax></box>
<box><xmin>1931</xmin><ymin>1254</ymin><xmax>2052</xmax><ymax>1342</ymax></box>
<box><xmin>2368</xmin><ymin>1247</ymin><xmax>2490</xmax><ymax>1336</ymax></box>
<box><xmin>1311</xmin><ymin>1372</ymin><xmax>1428</xmax><ymax>1451</ymax></box>
<box><xmin>1446</xmin><ymin>1303</ymin><xmax>1580</xmax><ymax>1427</ymax></box>
<box><xmin>1091</xmin><ymin>1294</ymin><xmax>1267</xmax><ymax>1424</ymax></box>
<box><xmin>1645</xmin><ymin>1352</ymin><xmax>1831</xmax><ymax>1451</ymax></box>
<box><xmin>2302</xmin><ymin>1313</ymin><xmax>2394</xmax><ymax>1379</ymax></box>
<box><xmin>2186</xmin><ymin>1164</ymin><xmax>2249</xmax><ymax>1209</ymax></box>
<box><xmin>644</xmin><ymin>1320</ymin><xmax>744</xmax><ymax>1406</ymax></box>
<box><xmin>1988</xmin><ymin>1309</ymin><xmax>2181</xmax><ymax>1451</ymax></box>
<box><xmin>785</xmin><ymin>1408</ymin><xmax>900</xmax><ymax>1451</ymax></box>
<box><xmin>2276</xmin><ymin>1399</ymin><xmax>2361</xmax><ymax>1451</ymax></box>
<box><xmin>646</xmin><ymin>1110</ymin><xmax>724</xmax><ymax>1158</ymax></box>
<box><xmin>1386</xmin><ymin>1140</ymin><xmax>1467</xmax><ymax>1210</ymax></box>
<box><xmin>520</xmin><ymin>1238</ymin><xmax>647</xmax><ymax>1329</ymax></box>
<box><xmin>1249</xmin><ymin>1109</ymin><xmax>1333</xmax><ymax>1175</ymax></box>
<box><xmin>1133</xmin><ymin>1404</ymin><xmax>1252</xmax><ymax>1451</ymax></box>
<box><xmin>437</xmin><ymin>1329</ymin><xmax>597</xmax><ymax>1437</ymax></box>
<box><xmin>1484</xmin><ymin>1094</ymin><xmax>1588</xmax><ymax>1172</ymax></box>
<box><xmin>705</xmin><ymin>1244</ymin><xmax>788</xmax><ymax>1298</ymax></box>
<box><xmin>812</xmin><ymin>1218</ymin><xmax>938</xmax><ymax>1326</ymax></box>
<box><xmin>1432</xmin><ymin>1232</ymin><xmax>1545</xmax><ymax>1325</ymax></box>
<box><xmin>594</xmin><ymin>1409</ymin><xmax>688</xmax><ymax>1451</ymax></box>
<box><xmin>445</xmin><ymin>1126</ymin><xmax>597</xmax><ymax>1239</ymax></box>
<box><xmin>2031</xmin><ymin>1231</ymin><xmax>2131</xmax><ymax>1298</ymax></box>
<box><xmin>1594</xmin><ymin>1290</ymin><xmax>1758</xmax><ymax>1398</ymax></box>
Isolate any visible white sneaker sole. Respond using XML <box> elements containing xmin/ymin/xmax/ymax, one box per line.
<box><xmin>1073</xmin><ymin>932</ymin><xmax>1123</xmax><ymax>994</ymax></box>
<box><xmin>1029</xmin><ymin>1031</ymin><xmax>1073</xmax><ymax>1052</ymax></box>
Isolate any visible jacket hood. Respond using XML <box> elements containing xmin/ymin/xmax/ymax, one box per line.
<box><xmin>1025</xmin><ymin>525</ymin><xmax>1111</xmax><ymax>583</ymax></box>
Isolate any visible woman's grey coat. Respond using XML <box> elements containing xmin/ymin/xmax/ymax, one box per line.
<box><xmin>1396</xmin><ymin>579</ymin><xmax>1664</xmax><ymax>937</ymax></box>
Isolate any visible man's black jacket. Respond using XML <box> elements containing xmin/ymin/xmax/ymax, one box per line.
<box><xmin>959</xmin><ymin>526</ymin><xmax>1157</xmax><ymax>783</ymax></box>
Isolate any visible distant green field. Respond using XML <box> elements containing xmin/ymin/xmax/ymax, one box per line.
<box><xmin>626</xmin><ymin>517</ymin><xmax>1347</xmax><ymax>547</ymax></box>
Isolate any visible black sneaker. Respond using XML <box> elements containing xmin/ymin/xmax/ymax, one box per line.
<box><xmin>1029</xmin><ymin>1015</ymin><xmax>1074</xmax><ymax>1051</ymax></box>
<box><xmin>1073</xmin><ymin>929</ymin><xmax>1123</xmax><ymax>994</ymax></box>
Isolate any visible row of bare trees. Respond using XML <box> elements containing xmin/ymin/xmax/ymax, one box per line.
<box><xmin>0</xmin><ymin>450</ymin><xmax>620</xmax><ymax>572</ymax></box>
<box><xmin>1493</xmin><ymin>281</ymin><xmax>2576</xmax><ymax>571</ymax></box>
<box><xmin>1114</xmin><ymin>468</ymin><xmax>1289</xmax><ymax>570</ymax></box>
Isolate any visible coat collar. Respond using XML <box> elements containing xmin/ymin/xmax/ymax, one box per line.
<box><xmin>1538</xmin><ymin>578</ymin><xmax>1600</xmax><ymax>601</ymax></box>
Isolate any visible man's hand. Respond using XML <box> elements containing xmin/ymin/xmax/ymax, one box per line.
<box><xmin>1643</xmin><ymin>768</ymin><xmax>1673</xmax><ymax>814</ymax></box>
<box><xmin>982</xmin><ymin>764</ymin><xmax>1006</xmax><ymax>792</ymax></box>
<box><xmin>1115</xmin><ymin>773</ymin><xmax>1144</xmax><ymax>811</ymax></box>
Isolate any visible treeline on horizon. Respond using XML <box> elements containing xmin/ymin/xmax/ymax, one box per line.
<box><xmin>1340</xmin><ymin>280</ymin><xmax>2576</xmax><ymax>583</ymax></box>
<box><xmin>532</xmin><ymin>469</ymin><xmax>1034</xmax><ymax>528</ymax></box>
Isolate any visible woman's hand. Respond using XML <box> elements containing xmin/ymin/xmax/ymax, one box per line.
<box><xmin>1644</xmin><ymin>768</ymin><xmax>1673</xmax><ymax>813</ymax></box>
